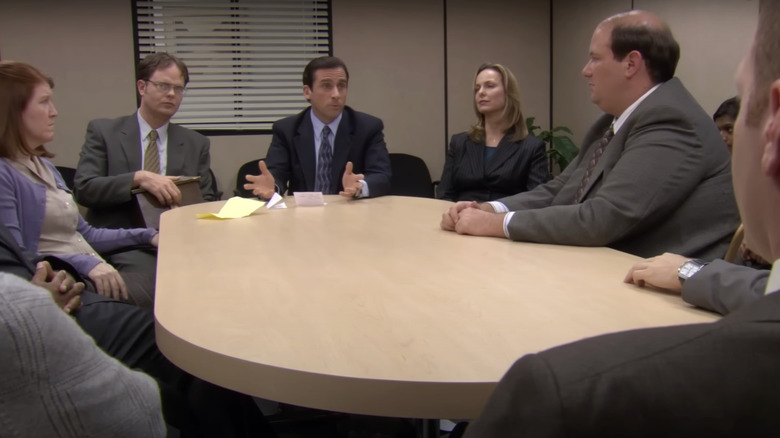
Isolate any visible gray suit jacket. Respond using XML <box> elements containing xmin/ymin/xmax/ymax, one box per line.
<box><xmin>73</xmin><ymin>114</ymin><xmax>215</xmax><ymax>228</ymax></box>
<box><xmin>683</xmin><ymin>259</ymin><xmax>770</xmax><ymax>315</ymax></box>
<box><xmin>463</xmin><ymin>279</ymin><xmax>780</xmax><ymax>437</ymax></box>
<box><xmin>499</xmin><ymin>78</ymin><xmax>740</xmax><ymax>259</ymax></box>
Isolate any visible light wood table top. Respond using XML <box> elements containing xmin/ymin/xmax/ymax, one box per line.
<box><xmin>155</xmin><ymin>195</ymin><xmax>718</xmax><ymax>419</ymax></box>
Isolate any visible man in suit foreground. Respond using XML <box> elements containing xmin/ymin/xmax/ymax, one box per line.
<box><xmin>441</xmin><ymin>11</ymin><xmax>739</xmax><ymax>260</ymax></box>
<box><xmin>244</xmin><ymin>56</ymin><xmax>392</xmax><ymax>199</ymax></box>
<box><xmin>74</xmin><ymin>52</ymin><xmax>216</xmax><ymax>229</ymax></box>
<box><xmin>459</xmin><ymin>6</ymin><xmax>780</xmax><ymax>436</ymax></box>
<box><xmin>0</xmin><ymin>221</ymin><xmax>276</xmax><ymax>437</ymax></box>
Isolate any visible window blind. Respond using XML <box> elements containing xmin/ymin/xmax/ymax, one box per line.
<box><xmin>135</xmin><ymin>0</ymin><xmax>331</xmax><ymax>132</ymax></box>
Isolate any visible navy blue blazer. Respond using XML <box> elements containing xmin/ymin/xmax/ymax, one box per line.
<box><xmin>265</xmin><ymin>106</ymin><xmax>392</xmax><ymax>197</ymax></box>
<box><xmin>437</xmin><ymin>132</ymin><xmax>549</xmax><ymax>202</ymax></box>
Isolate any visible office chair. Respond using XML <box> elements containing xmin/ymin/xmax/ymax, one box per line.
<box><xmin>724</xmin><ymin>224</ymin><xmax>745</xmax><ymax>263</ymax></box>
<box><xmin>208</xmin><ymin>168</ymin><xmax>223</xmax><ymax>200</ymax></box>
<box><xmin>234</xmin><ymin>158</ymin><xmax>264</xmax><ymax>198</ymax></box>
<box><xmin>389</xmin><ymin>153</ymin><xmax>435</xmax><ymax>198</ymax></box>
<box><xmin>55</xmin><ymin>166</ymin><xmax>77</xmax><ymax>190</ymax></box>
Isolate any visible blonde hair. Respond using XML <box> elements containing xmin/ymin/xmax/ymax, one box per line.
<box><xmin>468</xmin><ymin>63</ymin><xmax>528</xmax><ymax>143</ymax></box>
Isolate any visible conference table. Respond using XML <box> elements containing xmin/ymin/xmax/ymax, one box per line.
<box><xmin>155</xmin><ymin>195</ymin><xmax>718</xmax><ymax>421</ymax></box>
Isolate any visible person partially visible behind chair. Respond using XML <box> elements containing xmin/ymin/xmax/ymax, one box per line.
<box><xmin>437</xmin><ymin>63</ymin><xmax>549</xmax><ymax>202</ymax></box>
<box><xmin>0</xmin><ymin>61</ymin><xmax>158</xmax><ymax>308</ymax></box>
<box><xmin>713</xmin><ymin>96</ymin><xmax>739</xmax><ymax>150</ymax></box>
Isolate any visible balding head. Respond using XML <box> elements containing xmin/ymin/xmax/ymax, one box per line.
<box><xmin>600</xmin><ymin>10</ymin><xmax>680</xmax><ymax>84</ymax></box>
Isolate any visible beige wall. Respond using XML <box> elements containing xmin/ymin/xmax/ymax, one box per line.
<box><xmin>552</xmin><ymin>0</ymin><xmax>758</xmax><ymax>145</ymax></box>
<box><xmin>0</xmin><ymin>0</ymin><xmax>759</xmax><ymax>192</ymax></box>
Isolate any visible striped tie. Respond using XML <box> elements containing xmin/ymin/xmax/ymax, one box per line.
<box><xmin>143</xmin><ymin>130</ymin><xmax>160</xmax><ymax>173</ymax></box>
<box><xmin>315</xmin><ymin>125</ymin><xmax>332</xmax><ymax>193</ymax></box>
<box><xmin>574</xmin><ymin>126</ymin><xmax>614</xmax><ymax>202</ymax></box>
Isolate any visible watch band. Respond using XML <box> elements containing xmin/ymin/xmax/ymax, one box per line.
<box><xmin>678</xmin><ymin>259</ymin><xmax>709</xmax><ymax>285</ymax></box>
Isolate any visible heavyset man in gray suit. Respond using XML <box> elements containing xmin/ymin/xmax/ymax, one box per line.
<box><xmin>440</xmin><ymin>10</ymin><xmax>740</xmax><ymax>260</ymax></box>
<box><xmin>73</xmin><ymin>52</ymin><xmax>216</xmax><ymax>230</ymax></box>
<box><xmin>458</xmin><ymin>6</ymin><xmax>780</xmax><ymax>436</ymax></box>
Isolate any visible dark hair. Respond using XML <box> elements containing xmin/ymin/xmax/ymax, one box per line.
<box><xmin>302</xmin><ymin>56</ymin><xmax>349</xmax><ymax>87</ymax></box>
<box><xmin>746</xmin><ymin>0</ymin><xmax>780</xmax><ymax>127</ymax></box>
<box><xmin>713</xmin><ymin>97</ymin><xmax>740</xmax><ymax>121</ymax></box>
<box><xmin>0</xmin><ymin>61</ymin><xmax>54</xmax><ymax>158</ymax></box>
<box><xmin>136</xmin><ymin>52</ymin><xmax>189</xmax><ymax>85</ymax></box>
<box><xmin>468</xmin><ymin>63</ymin><xmax>528</xmax><ymax>143</ymax></box>
<box><xmin>610</xmin><ymin>23</ymin><xmax>680</xmax><ymax>84</ymax></box>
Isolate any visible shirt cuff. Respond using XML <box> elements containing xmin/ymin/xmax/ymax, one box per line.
<box><xmin>355</xmin><ymin>179</ymin><xmax>369</xmax><ymax>198</ymax></box>
<box><xmin>488</xmin><ymin>201</ymin><xmax>509</xmax><ymax>213</ymax></box>
<box><xmin>502</xmin><ymin>212</ymin><xmax>514</xmax><ymax>238</ymax></box>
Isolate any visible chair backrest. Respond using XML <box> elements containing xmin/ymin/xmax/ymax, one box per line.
<box><xmin>209</xmin><ymin>168</ymin><xmax>222</xmax><ymax>200</ymax></box>
<box><xmin>389</xmin><ymin>153</ymin><xmax>434</xmax><ymax>198</ymax></box>
<box><xmin>55</xmin><ymin>166</ymin><xmax>77</xmax><ymax>190</ymax></box>
<box><xmin>724</xmin><ymin>223</ymin><xmax>744</xmax><ymax>263</ymax></box>
<box><xmin>234</xmin><ymin>159</ymin><xmax>264</xmax><ymax>198</ymax></box>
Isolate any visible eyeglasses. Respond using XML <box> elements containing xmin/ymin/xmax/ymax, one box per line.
<box><xmin>146</xmin><ymin>80</ymin><xmax>187</xmax><ymax>95</ymax></box>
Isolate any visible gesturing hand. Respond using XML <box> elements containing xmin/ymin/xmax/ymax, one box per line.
<box><xmin>244</xmin><ymin>160</ymin><xmax>276</xmax><ymax>199</ymax></box>
<box><xmin>88</xmin><ymin>263</ymin><xmax>128</xmax><ymax>301</ymax></box>
<box><xmin>339</xmin><ymin>162</ymin><xmax>365</xmax><ymax>198</ymax></box>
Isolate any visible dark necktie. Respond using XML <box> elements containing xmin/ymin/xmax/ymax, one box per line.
<box><xmin>574</xmin><ymin>126</ymin><xmax>614</xmax><ymax>202</ymax></box>
<box><xmin>315</xmin><ymin>125</ymin><xmax>333</xmax><ymax>193</ymax></box>
<box><xmin>143</xmin><ymin>130</ymin><xmax>160</xmax><ymax>173</ymax></box>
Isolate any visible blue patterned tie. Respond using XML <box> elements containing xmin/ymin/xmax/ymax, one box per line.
<box><xmin>315</xmin><ymin>125</ymin><xmax>332</xmax><ymax>193</ymax></box>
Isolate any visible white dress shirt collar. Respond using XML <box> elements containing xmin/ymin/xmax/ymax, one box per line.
<box><xmin>766</xmin><ymin>259</ymin><xmax>780</xmax><ymax>295</ymax></box>
<box><xmin>613</xmin><ymin>83</ymin><xmax>662</xmax><ymax>135</ymax></box>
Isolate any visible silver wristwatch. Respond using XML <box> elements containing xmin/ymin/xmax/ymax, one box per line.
<box><xmin>678</xmin><ymin>259</ymin><xmax>709</xmax><ymax>285</ymax></box>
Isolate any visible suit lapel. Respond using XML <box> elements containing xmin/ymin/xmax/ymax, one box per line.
<box><xmin>485</xmin><ymin>137</ymin><xmax>521</xmax><ymax>175</ymax></box>
<box><xmin>463</xmin><ymin>138</ymin><xmax>486</xmax><ymax>177</ymax></box>
<box><xmin>166</xmin><ymin>124</ymin><xmax>185</xmax><ymax>175</ymax></box>
<box><xmin>294</xmin><ymin>110</ymin><xmax>317</xmax><ymax>191</ymax></box>
<box><xmin>120</xmin><ymin>115</ymin><xmax>143</xmax><ymax>171</ymax></box>
<box><xmin>577</xmin><ymin>114</ymin><xmax>614</xmax><ymax>201</ymax></box>
<box><xmin>331</xmin><ymin>110</ymin><xmax>353</xmax><ymax>188</ymax></box>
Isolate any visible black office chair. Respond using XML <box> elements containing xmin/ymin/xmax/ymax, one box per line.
<box><xmin>208</xmin><ymin>168</ymin><xmax>223</xmax><ymax>200</ymax></box>
<box><xmin>55</xmin><ymin>166</ymin><xmax>77</xmax><ymax>190</ymax></box>
<box><xmin>389</xmin><ymin>153</ymin><xmax>435</xmax><ymax>198</ymax></box>
<box><xmin>234</xmin><ymin>158</ymin><xmax>264</xmax><ymax>198</ymax></box>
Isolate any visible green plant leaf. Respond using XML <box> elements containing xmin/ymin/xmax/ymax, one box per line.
<box><xmin>551</xmin><ymin>126</ymin><xmax>573</xmax><ymax>135</ymax></box>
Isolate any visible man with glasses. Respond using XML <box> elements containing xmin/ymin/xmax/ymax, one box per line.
<box><xmin>73</xmin><ymin>52</ymin><xmax>216</xmax><ymax>229</ymax></box>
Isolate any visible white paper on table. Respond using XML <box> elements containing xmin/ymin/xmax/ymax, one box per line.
<box><xmin>266</xmin><ymin>192</ymin><xmax>284</xmax><ymax>209</ymax></box>
<box><xmin>293</xmin><ymin>191</ymin><xmax>326</xmax><ymax>206</ymax></box>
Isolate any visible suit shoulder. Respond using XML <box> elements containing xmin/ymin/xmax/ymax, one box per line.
<box><xmin>170</xmin><ymin>123</ymin><xmax>208</xmax><ymax>142</ymax></box>
<box><xmin>348</xmin><ymin>108</ymin><xmax>384</xmax><ymax>128</ymax></box>
<box><xmin>88</xmin><ymin>114</ymin><xmax>132</xmax><ymax>130</ymax></box>
<box><xmin>521</xmin><ymin>134</ymin><xmax>545</xmax><ymax>149</ymax></box>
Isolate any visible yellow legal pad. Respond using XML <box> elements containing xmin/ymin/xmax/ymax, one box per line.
<box><xmin>196</xmin><ymin>197</ymin><xmax>265</xmax><ymax>219</ymax></box>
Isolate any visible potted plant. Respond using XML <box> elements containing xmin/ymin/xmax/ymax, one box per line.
<box><xmin>526</xmin><ymin>117</ymin><xmax>579</xmax><ymax>174</ymax></box>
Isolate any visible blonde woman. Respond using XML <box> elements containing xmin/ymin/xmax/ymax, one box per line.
<box><xmin>437</xmin><ymin>63</ymin><xmax>548</xmax><ymax>201</ymax></box>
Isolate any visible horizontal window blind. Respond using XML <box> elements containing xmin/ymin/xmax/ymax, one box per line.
<box><xmin>135</xmin><ymin>0</ymin><xmax>331</xmax><ymax>131</ymax></box>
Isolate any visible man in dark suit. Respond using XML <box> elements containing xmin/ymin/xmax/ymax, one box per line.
<box><xmin>74</xmin><ymin>52</ymin><xmax>216</xmax><ymax>229</ymax></box>
<box><xmin>441</xmin><ymin>11</ymin><xmax>740</xmax><ymax>260</ymax></box>
<box><xmin>0</xmin><ymin>221</ymin><xmax>277</xmax><ymax>437</ymax></box>
<box><xmin>459</xmin><ymin>6</ymin><xmax>780</xmax><ymax>436</ymax></box>
<box><xmin>244</xmin><ymin>56</ymin><xmax>392</xmax><ymax>199</ymax></box>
